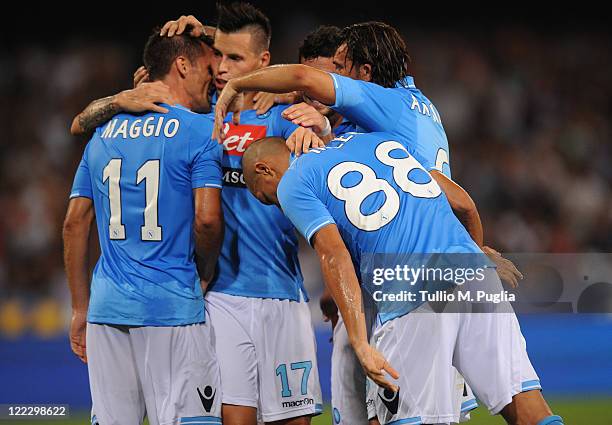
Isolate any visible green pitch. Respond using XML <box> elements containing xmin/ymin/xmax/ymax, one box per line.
<box><xmin>7</xmin><ymin>399</ymin><xmax>611</xmax><ymax>425</ymax></box>
<box><xmin>313</xmin><ymin>398</ymin><xmax>612</xmax><ymax>424</ymax></box>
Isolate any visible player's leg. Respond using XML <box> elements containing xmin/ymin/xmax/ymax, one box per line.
<box><xmin>453</xmin><ymin>269</ymin><xmax>562</xmax><ymax>425</ymax></box>
<box><xmin>129</xmin><ymin>322</ymin><xmax>222</xmax><ymax>425</ymax></box>
<box><xmin>253</xmin><ymin>297</ymin><xmax>322</xmax><ymax>424</ymax></box>
<box><xmin>452</xmin><ymin>368</ymin><xmax>478</xmax><ymax>422</ymax></box>
<box><xmin>368</xmin><ymin>303</ymin><xmax>462</xmax><ymax>425</ymax></box>
<box><xmin>86</xmin><ymin>323</ymin><xmax>146</xmax><ymax>425</ymax></box>
<box><xmin>206</xmin><ymin>292</ymin><xmax>259</xmax><ymax>425</ymax></box>
<box><xmin>331</xmin><ymin>315</ymin><xmax>370</xmax><ymax>425</ymax></box>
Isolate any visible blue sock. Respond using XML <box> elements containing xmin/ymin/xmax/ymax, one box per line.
<box><xmin>537</xmin><ymin>415</ymin><xmax>564</xmax><ymax>425</ymax></box>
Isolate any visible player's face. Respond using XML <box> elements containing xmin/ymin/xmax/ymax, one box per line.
<box><xmin>246</xmin><ymin>172</ymin><xmax>280</xmax><ymax>206</ymax></box>
<box><xmin>300</xmin><ymin>55</ymin><xmax>338</xmax><ymax>117</ymax></box>
<box><xmin>333</xmin><ymin>43</ymin><xmax>361</xmax><ymax>80</ymax></box>
<box><xmin>300</xmin><ymin>56</ymin><xmax>337</xmax><ymax>74</ymax></box>
<box><xmin>213</xmin><ymin>30</ymin><xmax>270</xmax><ymax>91</ymax></box>
<box><xmin>184</xmin><ymin>45</ymin><xmax>214</xmax><ymax>113</ymax></box>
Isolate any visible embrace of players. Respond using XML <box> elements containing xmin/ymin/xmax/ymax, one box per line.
<box><xmin>63</xmin><ymin>2</ymin><xmax>564</xmax><ymax>425</ymax></box>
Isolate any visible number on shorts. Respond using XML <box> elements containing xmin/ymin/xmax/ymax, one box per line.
<box><xmin>275</xmin><ymin>361</ymin><xmax>313</xmax><ymax>398</ymax></box>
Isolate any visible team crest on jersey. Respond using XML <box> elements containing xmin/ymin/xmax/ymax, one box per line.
<box><xmin>222</xmin><ymin>122</ymin><xmax>267</xmax><ymax>156</ymax></box>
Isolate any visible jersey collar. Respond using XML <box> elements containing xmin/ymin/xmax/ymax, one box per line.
<box><xmin>396</xmin><ymin>76</ymin><xmax>416</xmax><ymax>89</ymax></box>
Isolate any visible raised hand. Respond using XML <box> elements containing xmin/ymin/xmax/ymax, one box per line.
<box><xmin>115</xmin><ymin>81</ymin><xmax>174</xmax><ymax>114</ymax></box>
<box><xmin>213</xmin><ymin>82</ymin><xmax>243</xmax><ymax>141</ymax></box>
<box><xmin>483</xmin><ymin>246</ymin><xmax>523</xmax><ymax>288</ymax></box>
<box><xmin>133</xmin><ymin>66</ymin><xmax>149</xmax><ymax>88</ymax></box>
<box><xmin>286</xmin><ymin>126</ymin><xmax>325</xmax><ymax>156</ymax></box>
<box><xmin>253</xmin><ymin>91</ymin><xmax>300</xmax><ymax>115</ymax></box>
<box><xmin>160</xmin><ymin>15</ymin><xmax>206</xmax><ymax>37</ymax></box>
<box><xmin>282</xmin><ymin>102</ymin><xmax>330</xmax><ymax>136</ymax></box>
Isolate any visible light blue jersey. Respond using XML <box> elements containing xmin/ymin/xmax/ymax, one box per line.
<box><xmin>329</xmin><ymin>73</ymin><xmax>451</xmax><ymax>178</ymax></box>
<box><xmin>70</xmin><ymin>105</ymin><xmax>223</xmax><ymax>326</ymax></box>
<box><xmin>208</xmin><ymin>105</ymin><xmax>306</xmax><ymax>300</ymax></box>
<box><xmin>277</xmin><ymin>132</ymin><xmax>482</xmax><ymax>322</ymax></box>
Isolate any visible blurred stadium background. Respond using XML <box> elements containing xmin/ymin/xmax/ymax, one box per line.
<box><xmin>1</xmin><ymin>2</ymin><xmax>611</xmax><ymax>423</ymax></box>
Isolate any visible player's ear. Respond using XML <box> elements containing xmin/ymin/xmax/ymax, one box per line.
<box><xmin>359</xmin><ymin>63</ymin><xmax>372</xmax><ymax>82</ymax></box>
<box><xmin>260</xmin><ymin>50</ymin><xmax>271</xmax><ymax>68</ymax></box>
<box><xmin>254</xmin><ymin>161</ymin><xmax>272</xmax><ymax>176</ymax></box>
<box><xmin>175</xmin><ymin>56</ymin><xmax>190</xmax><ymax>78</ymax></box>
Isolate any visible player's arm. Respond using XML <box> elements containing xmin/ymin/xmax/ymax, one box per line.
<box><xmin>430</xmin><ymin>171</ymin><xmax>523</xmax><ymax>287</ymax></box>
<box><xmin>213</xmin><ymin>65</ymin><xmax>335</xmax><ymax>139</ymax></box>
<box><xmin>193</xmin><ymin>187</ymin><xmax>223</xmax><ymax>292</ymax></box>
<box><xmin>70</xmin><ymin>82</ymin><xmax>174</xmax><ymax>136</ymax></box>
<box><xmin>62</xmin><ymin>197</ymin><xmax>94</xmax><ymax>363</ymax></box>
<box><xmin>312</xmin><ymin>225</ymin><xmax>399</xmax><ymax>392</ymax></box>
<box><xmin>275</xmin><ymin>173</ymin><xmax>398</xmax><ymax>390</ymax></box>
<box><xmin>430</xmin><ymin>170</ymin><xmax>483</xmax><ymax>247</ymax></box>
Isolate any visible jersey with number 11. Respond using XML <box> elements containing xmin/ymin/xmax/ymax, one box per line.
<box><xmin>69</xmin><ymin>105</ymin><xmax>223</xmax><ymax>326</ymax></box>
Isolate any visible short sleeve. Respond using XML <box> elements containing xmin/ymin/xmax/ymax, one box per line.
<box><xmin>277</xmin><ymin>167</ymin><xmax>335</xmax><ymax>245</ymax></box>
<box><xmin>329</xmin><ymin>73</ymin><xmax>405</xmax><ymax>133</ymax></box>
<box><xmin>189</xmin><ymin>117</ymin><xmax>223</xmax><ymax>189</ymax></box>
<box><xmin>70</xmin><ymin>146</ymin><xmax>93</xmax><ymax>199</ymax></box>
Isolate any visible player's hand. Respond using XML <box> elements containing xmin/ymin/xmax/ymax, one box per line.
<box><xmin>286</xmin><ymin>127</ymin><xmax>325</xmax><ymax>156</ymax></box>
<box><xmin>70</xmin><ymin>310</ymin><xmax>88</xmax><ymax>364</ymax></box>
<box><xmin>483</xmin><ymin>246</ymin><xmax>523</xmax><ymax>288</ymax></box>
<box><xmin>282</xmin><ymin>102</ymin><xmax>330</xmax><ymax>136</ymax></box>
<box><xmin>253</xmin><ymin>92</ymin><xmax>277</xmax><ymax>115</ymax></box>
<box><xmin>277</xmin><ymin>91</ymin><xmax>302</xmax><ymax>105</ymax></box>
<box><xmin>213</xmin><ymin>82</ymin><xmax>243</xmax><ymax>141</ymax></box>
<box><xmin>115</xmin><ymin>81</ymin><xmax>174</xmax><ymax>114</ymax></box>
<box><xmin>160</xmin><ymin>15</ymin><xmax>205</xmax><ymax>37</ymax></box>
<box><xmin>354</xmin><ymin>342</ymin><xmax>399</xmax><ymax>392</ymax></box>
<box><xmin>303</xmin><ymin>93</ymin><xmax>334</xmax><ymax>116</ymax></box>
<box><xmin>133</xmin><ymin>66</ymin><xmax>149</xmax><ymax>88</ymax></box>
<box><xmin>253</xmin><ymin>91</ymin><xmax>302</xmax><ymax>115</ymax></box>
<box><xmin>319</xmin><ymin>290</ymin><xmax>339</xmax><ymax>331</ymax></box>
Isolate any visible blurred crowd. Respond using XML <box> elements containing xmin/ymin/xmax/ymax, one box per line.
<box><xmin>0</xmin><ymin>28</ymin><xmax>610</xmax><ymax>330</ymax></box>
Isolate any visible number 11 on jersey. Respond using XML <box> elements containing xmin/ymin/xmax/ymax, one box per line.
<box><xmin>103</xmin><ymin>158</ymin><xmax>162</xmax><ymax>241</ymax></box>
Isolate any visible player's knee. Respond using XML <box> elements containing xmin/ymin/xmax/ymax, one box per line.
<box><xmin>537</xmin><ymin>415</ymin><xmax>564</xmax><ymax>425</ymax></box>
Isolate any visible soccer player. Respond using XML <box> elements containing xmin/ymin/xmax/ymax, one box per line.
<box><xmin>292</xmin><ymin>25</ymin><xmax>376</xmax><ymax>425</ymax></box>
<box><xmin>63</xmin><ymin>29</ymin><xmax>224</xmax><ymax>425</ymax></box>
<box><xmin>240</xmin><ymin>135</ymin><xmax>563</xmax><ymax>425</ymax></box>
<box><xmin>160</xmin><ymin>5</ymin><xmax>325</xmax><ymax>424</ymax></box>
<box><xmin>70</xmin><ymin>4</ymin><xmax>325</xmax><ymax>424</ymax></box>
<box><xmin>210</xmin><ymin>23</ymin><xmax>492</xmax><ymax>422</ymax></box>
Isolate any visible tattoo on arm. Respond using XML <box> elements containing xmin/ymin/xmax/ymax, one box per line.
<box><xmin>77</xmin><ymin>96</ymin><xmax>120</xmax><ymax>135</ymax></box>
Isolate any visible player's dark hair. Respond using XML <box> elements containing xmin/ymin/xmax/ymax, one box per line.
<box><xmin>298</xmin><ymin>25</ymin><xmax>343</xmax><ymax>61</ymax></box>
<box><xmin>143</xmin><ymin>25</ymin><xmax>211</xmax><ymax>81</ymax></box>
<box><xmin>340</xmin><ymin>21</ymin><xmax>411</xmax><ymax>88</ymax></box>
<box><xmin>216</xmin><ymin>2</ymin><xmax>271</xmax><ymax>52</ymax></box>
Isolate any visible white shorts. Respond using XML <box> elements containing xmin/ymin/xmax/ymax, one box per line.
<box><xmin>367</xmin><ymin>273</ymin><xmax>540</xmax><ymax>424</ymax></box>
<box><xmin>205</xmin><ymin>291</ymin><xmax>323</xmax><ymax>422</ymax></box>
<box><xmin>331</xmin><ymin>315</ymin><xmax>369</xmax><ymax>425</ymax></box>
<box><xmin>87</xmin><ymin>322</ymin><xmax>222</xmax><ymax>425</ymax></box>
<box><xmin>331</xmin><ymin>315</ymin><xmax>476</xmax><ymax>424</ymax></box>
